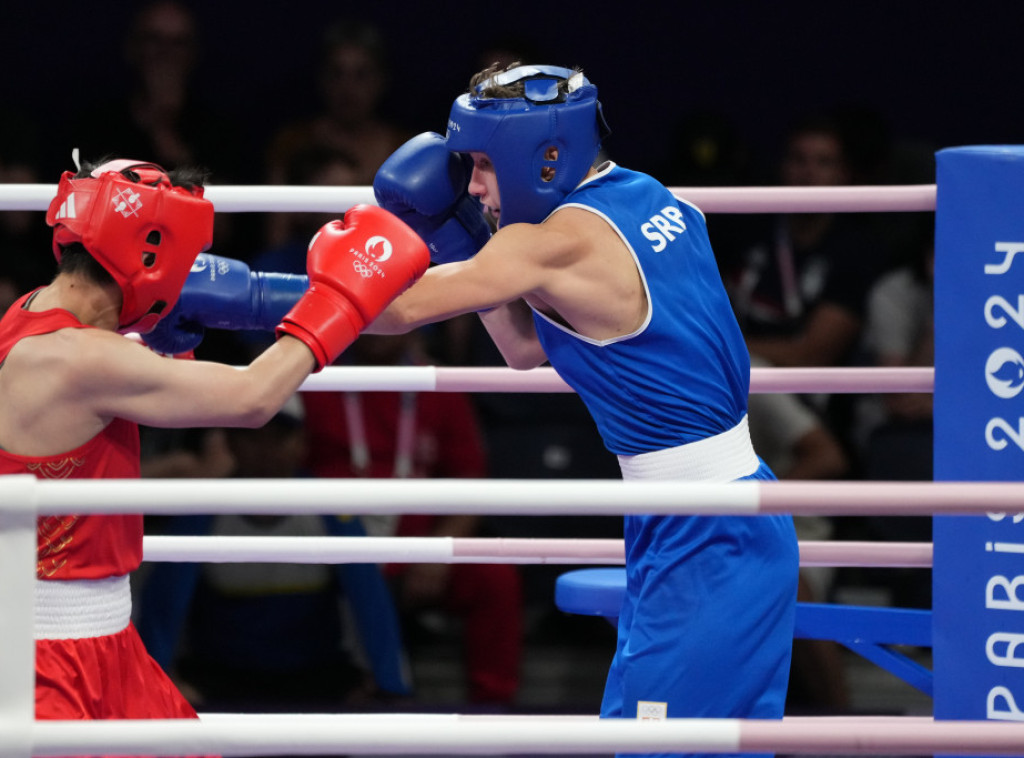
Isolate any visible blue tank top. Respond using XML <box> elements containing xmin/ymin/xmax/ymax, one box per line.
<box><xmin>531</xmin><ymin>163</ymin><xmax>751</xmax><ymax>456</ymax></box>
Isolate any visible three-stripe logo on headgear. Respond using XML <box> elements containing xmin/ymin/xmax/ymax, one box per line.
<box><xmin>54</xmin><ymin>193</ymin><xmax>77</xmax><ymax>220</ymax></box>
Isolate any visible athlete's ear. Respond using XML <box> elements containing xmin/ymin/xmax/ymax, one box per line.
<box><xmin>541</xmin><ymin>146</ymin><xmax>559</xmax><ymax>183</ymax></box>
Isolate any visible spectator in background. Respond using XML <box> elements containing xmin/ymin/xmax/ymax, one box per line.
<box><xmin>853</xmin><ymin>217</ymin><xmax>935</xmax><ymax>609</ymax></box>
<box><xmin>71</xmin><ymin>1</ymin><xmax>244</xmax><ymax>174</ymax></box>
<box><xmin>747</xmin><ymin>356</ymin><xmax>850</xmax><ymax>483</ymax></box>
<box><xmin>68</xmin><ymin>0</ymin><xmax>254</xmax><ymax>257</ymax></box>
<box><xmin>723</xmin><ymin>113</ymin><xmax>888</xmax><ymax>455</ymax></box>
<box><xmin>726</xmin><ymin>113</ymin><xmax>887</xmax><ymax>369</ymax></box>
<box><xmin>458</xmin><ymin>316</ymin><xmax>623</xmax><ymax>627</ymax></box>
<box><xmin>136</xmin><ymin>394</ymin><xmax>413</xmax><ymax>713</ymax></box>
<box><xmin>303</xmin><ymin>330</ymin><xmax>524</xmax><ymax>708</ymax></box>
<box><xmin>721</xmin><ymin>116</ymin><xmax>889</xmax><ymax>706</ymax></box>
<box><xmin>264</xmin><ymin>18</ymin><xmax>411</xmax><ymax>248</ymax></box>
<box><xmin>252</xmin><ymin>145</ymin><xmax>361</xmax><ymax>276</ymax></box>
<box><xmin>746</xmin><ymin>355</ymin><xmax>851</xmax><ymax>712</ymax></box>
<box><xmin>856</xmin><ymin>216</ymin><xmax>934</xmax><ymax>481</ymax></box>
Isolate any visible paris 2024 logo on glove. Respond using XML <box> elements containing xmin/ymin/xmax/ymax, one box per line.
<box><xmin>351</xmin><ymin>235</ymin><xmax>394</xmax><ymax>279</ymax></box>
<box><xmin>307</xmin><ymin>229</ymin><xmax>395</xmax><ymax>280</ymax></box>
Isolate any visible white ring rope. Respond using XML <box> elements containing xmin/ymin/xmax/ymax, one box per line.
<box><xmin>0</xmin><ymin>183</ymin><xmax>937</xmax><ymax>214</ymax></box>
<box><xmin>27</xmin><ymin>714</ymin><xmax>1024</xmax><ymax>756</ymax></box>
<box><xmin>7</xmin><ymin>476</ymin><xmax>1019</xmax><ymax>517</ymax></box>
<box><xmin>298</xmin><ymin>366</ymin><xmax>934</xmax><ymax>394</ymax></box>
<box><xmin>142</xmin><ymin>536</ymin><xmax>933</xmax><ymax>568</ymax></box>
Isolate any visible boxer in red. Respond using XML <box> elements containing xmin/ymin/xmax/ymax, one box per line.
<box><xmin>0</xmin><ymin>156</ymin><xmax>426</xmax><ymax>734</ymax></box>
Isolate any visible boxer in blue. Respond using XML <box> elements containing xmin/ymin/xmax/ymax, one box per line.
<box><xmin>372</xmin><ymin>68</ymin><xmax>798</xmax><ymax>757</ymax></box>
<box><xmin>154</xmin><ymin>63</ymin><xmax>799</xmax><ymax>758</ymax></box>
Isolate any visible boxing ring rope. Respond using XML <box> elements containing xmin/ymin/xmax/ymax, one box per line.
<box><xmin>0</xmin><ymin>182</ymin><xmax>938</xmax><ymax>213</ymax></box>
<box><xmin>1</xmin><ymin>180</ymin><xmax>1005</xmax><ymax>757</ymax></box>
<box><xmin>142</xmin><ymin>535</ymin><xmax>934</xmax><ymax>567</ymax></box>
<box><xmin>7</xmin><ymin>476</ymin><xmax>1022</xmax><ymax>517</ymax></box>
<box><xmin>26</xmin><ymin>713</ymin><xmax>1024</xmax><ymax>756</ymax></box>
<box><xmin>298</xmin><ymin>365</ymin><xmax>934</xmax><ymax>394</ymax></box>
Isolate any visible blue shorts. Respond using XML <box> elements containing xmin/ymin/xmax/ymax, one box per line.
<box><xmin>600</xmin><ymin>460</ymin><xmax>799</xmax><ymax>758</ymax></box>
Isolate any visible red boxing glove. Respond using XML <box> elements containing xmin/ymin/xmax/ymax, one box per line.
<box><xmin>276</xmin><ymin>205</ymin><xmax>429</xmax><ymax>370</ymax></box>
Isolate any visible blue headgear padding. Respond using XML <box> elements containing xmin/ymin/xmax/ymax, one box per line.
<box><xmin>445</xmin><ymin>65</ymin><xmax>610</xmax><ymax>227</ymax></box>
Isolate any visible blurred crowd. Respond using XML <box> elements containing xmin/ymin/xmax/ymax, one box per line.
<box><xmin>2</xmin><ymin>0</ymin><xmax>938</xmax><ymax>717</ymax></box>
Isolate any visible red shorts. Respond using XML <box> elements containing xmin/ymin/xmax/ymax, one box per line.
<box><xmin>36</xmin><ymin>622</ymin><xmax>211</xmax><ymax>758</ymax></box>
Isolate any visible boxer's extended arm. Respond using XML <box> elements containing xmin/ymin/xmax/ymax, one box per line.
<box><xmin>154</xmin><ymin>129</ymin><xmax>491</xmax><ymax>353</ymax></box>
<box><xmin>0</xmin><ymin>325</ymin><xmax>318</xmax><ymax>458</ymax></box>
<box><xmin>143</xmin><ymin>254</ymin><xmax>309</xmax><ymax>355</ymax></box>
<box><xmin>364</xmin><ymin>225</ymin><xmax>550</xmax><ymax>369</ymax></box>
<box><xmin>366</xmin><ymin>206</ymin><xmax>639</xmax><ymax>370</ymax></box>
<box><xmin>1</xmin><ymin>208</ymin><xmax>427</xmax><ymax>453</ymax></box>
<box><xmin>367</xmin><ymin>277</ymin><xmax>546</xmax><ymax>369</ymax></box>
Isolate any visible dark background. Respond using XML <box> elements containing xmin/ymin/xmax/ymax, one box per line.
<box><xmin>4</xmin><ymin>0</ymin><xmax>1023</xmax><ymax>185</ymax></box>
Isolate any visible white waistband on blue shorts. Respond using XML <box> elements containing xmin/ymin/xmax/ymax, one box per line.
<box><xmin>617</xmin><ymin>415</ymin><xmax>760</xmax><ymax>482</ymax></box>
<box><xmin>35</xmin><ymin>574</ymin><xmax>132</xmax><ymax>640</ymax></box>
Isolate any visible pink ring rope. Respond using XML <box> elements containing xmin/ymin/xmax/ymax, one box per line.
<box><xmin>0</xmin><ymin>183</ymin><xmax>938</xmax><ymax>214</ymax></box>
<box><xmin>453</xmin><ymin>537</ymin><xmax>935</xmax><ymax>567</ymax></box>
<box><xmin>298</xmin><ymin>366</ymin><xmax>934</xmax><ymax>394</ymax></box>
<box><xmin>670</xmin><ymin>184</ymin><xmax>937</xmax><ymax>213</ymax></box>
<box><xmin>141</xmin><ymin>536</ymin><xmax>933</xmax><ymax>568</ymax></box>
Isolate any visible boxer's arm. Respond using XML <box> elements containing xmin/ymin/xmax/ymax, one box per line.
<box><xmin>364</xmin><ymin>228</ymin><xmax>548</xmax><ymax>369</ymax></box>
<box><xmin>367</xmin><ymin>227</ymin><xmax>534</xmax><ymax>329</ymax></box>
<box><xmin>31</xmin><ymin>201</ymin><xmax>434</xmax><ymax>431</ymax></box>
<box><xmin>87</xmin><ymin>329</ymin><xmax>318</xmax><ymax>429</ymax></box>
<box><xmin>0</xmin><ymin>326</ymin><xmax>318</xmax><ymax>457</ymax></box>
<box><xmin>478</xmin><ymin>300</ymin><xmax>547</xmax><ymax>370</ymax></box>
<box><xmin>6</xmin><ymin>204</ymin><xmax>518</xmax><ymax>450</ymax></box>
<box><xmin>143</xmin><ymin>254</ymin><xmax>309</xmax><ymax>355</ymax></box>
<box><xmin>368</xmin><ymin>292</ymin><xmax>546</xmax><ymax>370</ymax></box>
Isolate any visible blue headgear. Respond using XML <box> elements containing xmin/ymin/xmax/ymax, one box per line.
<box><xmin>445</xmin><ymin>65</ymin><xmax>610</xmax><ymax>227</ymax></box>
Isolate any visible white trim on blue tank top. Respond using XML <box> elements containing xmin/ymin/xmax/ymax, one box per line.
<box><xmin>529</xmin><ymin>164</ymin><xmax>655</xmax><ymax>347</ymax></box>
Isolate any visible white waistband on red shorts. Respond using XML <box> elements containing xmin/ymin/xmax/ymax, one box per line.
<box><xmin>35</xmin><ymin>574</ymin><xmax>131</xmax><ymax>640</ymax></box>
<box><xmin>617</xmin><ymin>415</ymin><xmax>760</xmax><ymax>482</ymax></box>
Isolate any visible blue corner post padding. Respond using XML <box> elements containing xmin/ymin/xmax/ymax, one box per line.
<box><xmin>555</xmin><ymin>568</ymin><xmax>934</xmax><ymax>695</ymax></box>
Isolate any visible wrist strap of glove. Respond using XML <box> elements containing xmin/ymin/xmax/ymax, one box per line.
<box><xmin>276</xmin><ymin>286</ymin><xmax>363</xmax><ymax>371</ymax></box>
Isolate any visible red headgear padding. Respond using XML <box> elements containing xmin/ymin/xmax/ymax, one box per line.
<box><xmin>46</xmin><ymin>159</ymin><xmax>215</xmax><ymax>334</ymax></box>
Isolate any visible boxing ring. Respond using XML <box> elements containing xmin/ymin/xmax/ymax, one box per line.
<box><xmin>2</xmin><ymin>166</ymin><xmax>1024</xmax><ymax>756</ymax></box>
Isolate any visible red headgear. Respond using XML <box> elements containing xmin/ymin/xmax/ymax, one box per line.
<box><xmin>45</xmin><ymin>158</ymin><xmax>215</xmax><ymax>334</ymax></box>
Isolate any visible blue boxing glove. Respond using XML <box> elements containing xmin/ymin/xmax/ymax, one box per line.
<box><xmin>373</xmin><ymin>131</ymin><xmax>492</xmax><ymax>265</ymax></box>
<box><xmin>143</xmin><ymin>253</ymin><xmax>309</xmax><ymax>355</ymax></box>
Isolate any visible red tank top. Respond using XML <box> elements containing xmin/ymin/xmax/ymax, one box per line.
<box><xmin>0</xmin><ymin>291</ymin><xmax>143</xmax><ymax>580</ymax></box>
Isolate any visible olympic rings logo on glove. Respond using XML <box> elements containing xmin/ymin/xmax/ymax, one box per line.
<box><xmin>353</xmin><ymin>261</ymin><xmax>375</xmax><ymax>278</ymax></box>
